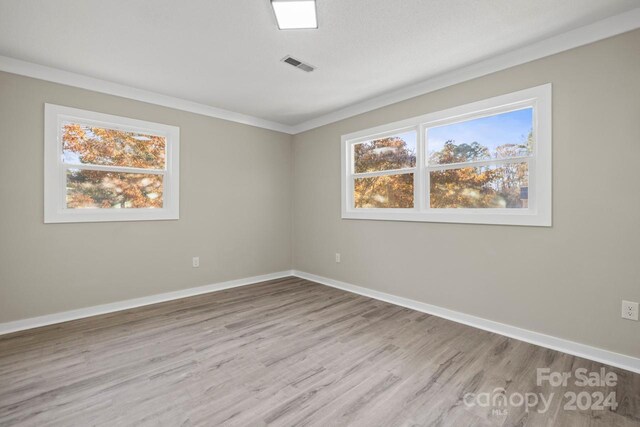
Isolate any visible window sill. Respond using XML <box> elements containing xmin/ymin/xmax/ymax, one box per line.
<box><xmin>44</xmin><ymin>209</ymin><xmax>179</xmax><ymax>224</ymax></box>
<box><xmin>341</xmin><ymin>209</ymin><xmax>551</xmax><ymax>227</ymax></box>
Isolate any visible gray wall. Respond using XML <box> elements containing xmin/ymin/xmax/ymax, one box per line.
<box><xmin>1</xmin><ymin>30</ymin><xmax>638</xmax><ymax>360</ymax></box>
<box><xmin>0</xmin><ymin>72</ymin><xmax>293</xmax><ymax>323</ymax></box>
<box><xmin>292</xmin><ymin>30</ymin><xmax>640</xmax><ymax>358</ymax></box>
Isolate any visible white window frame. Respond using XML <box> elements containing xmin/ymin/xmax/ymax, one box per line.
<box><xmin>44</xmin><ymin>104</ymin><xmax>180</xmax><ymax>223</ymax></box>
<box><xmin>341</xmin><ymin>84</ymin><xmax>552</xmax><ymax>226</ymax></box>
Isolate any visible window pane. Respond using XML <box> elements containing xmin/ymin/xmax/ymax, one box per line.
<box><xmin>66</xmin><ymin>169</ymin><xmax>163</xmax><ymax>209</ymax></box>
<box><xmin>354</xmin><ymin>131</ymin><xmax>416</xmax><ymax>173</ymax></box>
<box><xmin>428</xmin><ymin>108</ymin><xmax>533</xmax><ymax>165</ymax></box>
<box><xmin>354</xmin><ymin>173</ymin><xmax>414</xmax><ymax>208</ymax></box>
<box><xmin>430</xmin><ymin>163</ymin><xmax>528</xmax><ymax>208</ymax></box>
<box><xmin>62</xmin><ymin>122</ymin><xmax>166</xmax><ymax>169</ymax></box>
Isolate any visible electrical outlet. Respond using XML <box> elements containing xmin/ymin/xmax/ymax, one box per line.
<box><xmin>192</xmin><ymin>257</ymin><xmax>200</xmax><ymax>268</ymax></box>
<box><xmin>335</xmin><ymin>253</ymin><xmax>341</xmax><ymax>263</ymax></box>
<box><xmin>622</xmin><ymin>300</ymin><xmax>638</xmax><ymax>321</ymax></box>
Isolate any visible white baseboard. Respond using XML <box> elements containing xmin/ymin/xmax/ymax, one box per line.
<box><xmin>292</xmin><ymin>270</ymin><xmax>640</xmax><ymax>374</ymax></box>
<box><xmin>3</xmin><ymin>269</ymin><xmax>637</xmax><ymax>374</ymax></box>
<box><xmin>0</xmin><ymin>270</ymin><xmax>295</xmax><ymax>336</ymax></box>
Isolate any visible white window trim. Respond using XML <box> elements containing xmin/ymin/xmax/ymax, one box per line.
<box><xmin>44</xmin><ymin>104</ymin><xmax>180</xmax><ymax>223</ymax></box>
<box><xmin>341</xmin><ymin>84</ymin><xmax>552</xmax><ymax>227</ymax></box>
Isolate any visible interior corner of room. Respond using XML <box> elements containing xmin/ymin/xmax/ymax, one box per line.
<box><xmin>1</xmin><ymin>2</ymin><xmax>639</xmax><ymax>425</ymax></box>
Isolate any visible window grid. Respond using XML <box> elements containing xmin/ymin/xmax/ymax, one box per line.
<box><xmin>44</xmin><ymin>104</ymin><xmax>180</xmax><ymax>223</ymax></box>
<box><xmin>341</xmin><ymin>84</ymin><xmax>551</xmax><ymax>226</ymax></box>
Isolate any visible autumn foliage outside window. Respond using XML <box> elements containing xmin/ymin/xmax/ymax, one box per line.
<box><xmin>44</xmin><ymin>104</ymin><xmax>180</xmax><ymax>223</ymax></box>
<box><xmin>342</xmin><ymin>84</ymin><xmax>551</xmax><ymax>226</ymax></box>
<box><xmin>351</xmin><ymin>108</ymin><xmax>533</xmax><ymax>210</ymax></box>
<box><xmin>62</xmin><ymin>123</ymin><xmax>166</xmax><ymax>209</ymax></box>
<box><xmin>427</xmin><ymin>108</ymin><xmax>532</xmax><ymax>209</ymax></box>
<box><xmin>353</xmin><ymin>132</ymin><xmax>416</xmax><ymax>208</ymax></box>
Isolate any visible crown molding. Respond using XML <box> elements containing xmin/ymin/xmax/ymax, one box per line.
<box><xmin>290</xmin><ymin>7</ymin><xmax>640</xmax><ymax>134</ymax></box>
<box><xmin>1</xmin><ymin>8</ymin><xmax>638</xmax><ymax>135</ymax></box>
<box><xmin>0</xmin><ymin>55</ymin><xmax>295</xmax><ymax>134</ymax></box>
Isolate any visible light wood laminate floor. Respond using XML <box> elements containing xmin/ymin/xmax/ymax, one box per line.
<box><xmin>0</xmin><ymin>277</ymin><xmax>638</xmax><ymax>426</ymax></box>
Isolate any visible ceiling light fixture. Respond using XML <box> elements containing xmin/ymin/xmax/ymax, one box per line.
<box><xmin>271</xmin><ymin>0</ymin><xmax>317</xmax><ymax>30</ymax></box>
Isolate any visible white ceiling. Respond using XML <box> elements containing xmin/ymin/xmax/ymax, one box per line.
<box><xmin>0</xmin><ymin>0</ymin><xmax>638</xmax><ymax>129</ymax></box>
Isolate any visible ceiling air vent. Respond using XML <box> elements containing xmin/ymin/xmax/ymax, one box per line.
<box><xmin>282</xmin><ymin>55</ymin><xmax>315</xmax><ymax>72</ymax></box>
